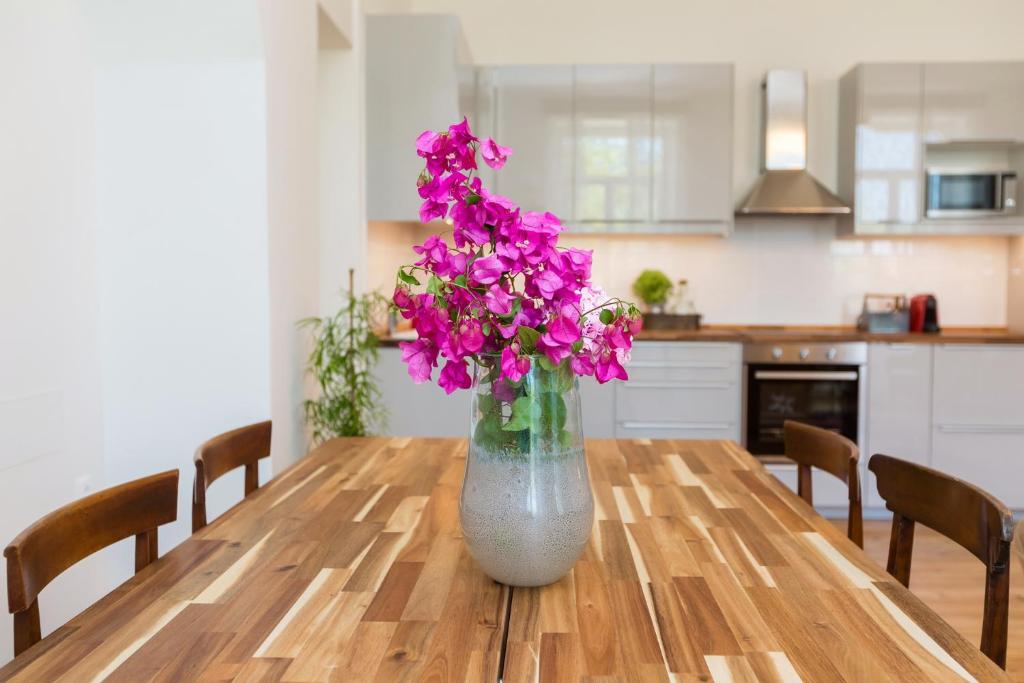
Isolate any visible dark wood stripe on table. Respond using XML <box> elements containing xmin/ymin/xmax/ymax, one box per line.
<box><xmin>0</xmin><ymin>437</ymin><xmax>1007</xmax><ymax>682</ymax></box>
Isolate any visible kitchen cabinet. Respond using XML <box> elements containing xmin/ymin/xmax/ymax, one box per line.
<box><xmin>864</xmin><ymin>343</ymin><xmax>933</xmax><ymax>508</ymax></box>
<box><xmin>931</xmin><ymin>345</ymin><xmax>1024</xmax><ymax>508</ymax></box>
<box><xmin>491</xmin><ymin>66</ymin><xmax>574</xmax><ymax>219</ymax></box>
<box><xmin>838</xmin><ymin>63</ymin><xmax>925</xmax><ymax>231</ymax></box>
<box><xmin>366</xmin><ymin>15</ymin><xmax>464</xmax><ymax>221</ymax></box>
<box><xmin>652</xmin><ymin>64</ymin><xmax>733</xmax><ymax>230</ymax></box>
<box><xmin>923</xmin><ymin>63</ymin><xmax>1024</xmax><ymax>144</ymax></box>
<box><xmin>461</xmin><ymin>63</ymin><xmax>733</xmax><ymax>233</ymax></box>
<box><xmin>614</xmin><ymin>342</ymin><xmax>742</xmax><ymax>441</ymax></box>
<box><xmin>458</xmin><ymin>65</ymin><xmax>497</xmax><ymax>190</ymax></box>
<box><xmin>572</xmin><ymin>65</ymin><xmax>653</xmax><ymax>225</ymax></box>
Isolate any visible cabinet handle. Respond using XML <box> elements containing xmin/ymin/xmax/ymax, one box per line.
<box><xmin>623</xmin><ymin>381</ymin><xmax>733</xmax><ymax>389</ymax></box>
<box><xmin>620</xmin><ymin>421</ymin><xmax>733</xmax><ymax>430</ymax></box>
<box><xmin>936</xmin><ymin>424</ymin><xmax>1024</xmax><ymax>434</ymax></box>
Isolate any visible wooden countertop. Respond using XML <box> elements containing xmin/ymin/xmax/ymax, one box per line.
<box><xmin>0</xmin><ymin>438</ymin><xmax>1007</xmax><ymax>681</ymax></box>
<box><xmin>380</xmin><ymin>326</ymin><xmax>1024</xmax><ymax>346</ymax></box>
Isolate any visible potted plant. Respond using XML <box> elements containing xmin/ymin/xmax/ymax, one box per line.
<box><xmin>392</xmin><ymin>118</ymin><xmax>640</xmax><ymax>587</ymax></box>
<box><xmin>300</xmin><ymin>270</ymin><xmax>388</xmax><ymax>442</ymax></box>
<box><xmin>632</xmin><ymin>269</ymin><xmax>673</xmax><ymax>314</ymax></box>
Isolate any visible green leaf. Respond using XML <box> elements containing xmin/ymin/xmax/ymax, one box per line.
<box><xmin>517</xmin><ymin>326</ymin><xmax>540</xmax><ymax>353</ymax></box>
<box><xmin>482</xmin><ymin>322</ymin><xmax>491</xmax><ymax>336</ymax></box>
<box><xmin>538</xmin><ymin>355</ymin><xmax>558</xmax><ymax>372</ymax></box>
<box><xmin>397</xmin><ymin>268</ymin><xmax>420</xmax><ymax>286</ymax></box>
<box><xmin>502</xmin><ymin>395</ymin><xmax>540</xmax><ymax>432</ymax></box>
<box><xmin>465</xmin><ymin>193</ymin><xmax>482</xmax><ymax>205</ymax></box>
<box><xmin>599</xmin><ymin>308</ymin><xmax>615</xmax><ymax>325</ymax></box>
<box><xmin>453</xmin><ymin>274</ymin><xmax>468</xmax><ymax>288</ymax></box>
<box><xmin>426</xmin><ymin>275</ymin><xmax>444</xmax><ymax>295</ymax></box>
<box><xmin>537</xmin><ymin>392</ymin><xmax>567</xmax><ymax>434</ymax></box>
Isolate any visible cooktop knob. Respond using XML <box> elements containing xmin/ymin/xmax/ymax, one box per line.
<box><xmin>771</xmin><ymin>347</ymin><xmax>783</xmax><ymax>360</ymax></box>
<box><xmin>799</xmin><ymin>347</ymin><xmax>811</xmax><ymax>360</ymax></box>
<box><xmin>826</xmin><ymin>347</ymin><xmax>838</xmax><ymax>361</ymax></box>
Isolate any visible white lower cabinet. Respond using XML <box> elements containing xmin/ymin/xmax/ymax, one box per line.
<box><xmin>864</xmin><ymin>343</ymin><xmax>934</xmax><ymax>509</ymax></box>
<box><xmin>377</xmin><ymin>347</ymin><xmax>471</xmax><ymax>437</ymax></box>
<box><xmin>614</xmin><ymin>342</ymin><xmax>742</xmax><ymax>442</ymax></box>
<box><xmin>932</xmin><ymin>345</ymin><xmax>1024</xmax><ymax>509</ymax></box>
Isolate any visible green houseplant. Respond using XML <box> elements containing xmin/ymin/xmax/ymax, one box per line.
<box><xmin>300</xmin><ymin>270</ymin><xmax>387</xmax><ymax>442</ymax></box>
<box><xmin>632</xmin><ymin>269</ymin><xmax>674</xmax><ymax>312</ymax></box>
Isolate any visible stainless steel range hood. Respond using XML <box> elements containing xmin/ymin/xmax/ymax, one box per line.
<box><xmin>736</xmin><ymin>69</ymin><xmax>850</xmax><ymax>216</ymax></box>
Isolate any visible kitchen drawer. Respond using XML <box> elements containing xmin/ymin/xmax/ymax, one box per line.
<box><xmin>931</xmin><ymin>426</ymin><xmax>1024</xmax><ymax>508</ymax></box>
<box><xmin>615</xmin><ymin>422</ymin><xmax>738</xmax><ymax>441</ymax></box>
<box><xmin>629</xmin><ymin>342</ymin><xmax>742</xmax><ymax>365</ymax></box>
<box><xmin>616</xmin><ymin>381</ymin><xmax>739</xmax><ymax>424</ymax></box>
<box><xmin>933</xmin><ymin>345</ymin><xmax>1024</xmax><ymax>425</ymax></box>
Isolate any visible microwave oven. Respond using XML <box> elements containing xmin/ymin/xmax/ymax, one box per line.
<box><xmin>925</xmin><ymin>168</ymin><xmax>1017</xmax><ymax>218</ymax></box>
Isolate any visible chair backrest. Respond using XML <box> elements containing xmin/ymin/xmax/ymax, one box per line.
<box><xmin>783</xmin><ymin>420</ymin><xmax>863</xmax><ymax>547</ymax></box>
<box><xmin>192</xmin><ymin>420</ymin><xmax>271</xmax><ymax>532</ymax></box>
<box><xmin>1015</xmin><ymin>519</ymin><xmax>1024</xmax><ymax>575</ymax></box>
<box><xmin>5</xmin><ymin>470</ymin><xmax>178</xmax><ymax>655</ymax></box>
<box><xmin>869</xmin><ymin>453</ymin><xmax>1014</xmax><ymax>668</ymax></box>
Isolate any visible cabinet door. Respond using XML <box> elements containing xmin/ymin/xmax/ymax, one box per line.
<box><xmin>924</xmin><ymin>63</ymin><xmax>1024</xmax><ymax>144</ymax></box>
<box><xmin>366</xmin><ymin>16</ymin><xmax>461</xmax><ymax>221</ymax></box>
<box><xmin>579</xmin><ymin>376</ymin><xmax>615</xmax><ymax>439</ymax></box>
<box><xmin>492</xmin><ymin>66</ymin><xmax>573</xmax><ymax>219</ymax></box>
<box><xmin>377</xmin><ymin>348</ymin><xmax>471</xmax><ymax>437</ymax></box>
<box><xmin>652</xmin><ymin>64</ymin><xmax>733</xmax><ymax>225</ymax></box>
<box><xmin>573</xmin><ymin>65</ymin><xmax>654</xmax><ymax>225</ymax></box>
<box><xmin>865</xmin><ymin>343</ymin><xmax>933</xmax><ymax>508</ymax></box>
<box><xmin>855</xmin><ymin>64</ymin><xmax>924</xmax><ymax>226</ymax></box>
<box><xmin>933</xmin><ymin>345</ymin><xmax>1024</xmax><ymax>425</ymax></box>
<box><xmin>932</xmin><ymin>428</ymin><xmax>1024</xmax><ymax>508</ymax></box>
<box><xmin>459</xmin><ymin>66</ymin><xmax>497</xmax><ymax>190</ymax></box>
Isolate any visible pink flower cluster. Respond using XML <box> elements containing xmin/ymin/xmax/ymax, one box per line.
<box><xmin>394</xmin><ymin>118</ymin><xmax>641</xmax><ymax>394</ymax></box>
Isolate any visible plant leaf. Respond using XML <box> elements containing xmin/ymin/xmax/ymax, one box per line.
<box><xmin>517</xmin><ymin>326</ymin><xmax>540</xmax><ymax>352</ymax></box>
<box><xmin>502</xmin><ymin>395</ymin><xmax>540</xmax><ymax>432</ymax></box>
<box><xmin>397</xmin><ymin>268</ymin><xmax>420</xmax><ymax>286</ymax></box>
<box><xmin>599</xmin><ymin>308</ymin><xmax>614</xmax><ymax>325</ymax></box>
<box><xmin>426</xmin><ymin>275</ymin><xmax>444</xmax><ymax>295</ymax></box>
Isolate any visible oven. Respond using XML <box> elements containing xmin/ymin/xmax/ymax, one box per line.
<box><xmin>743</xmin><ymin>342</ymin><xmax>866</xmax><ymax>457</ymax></box>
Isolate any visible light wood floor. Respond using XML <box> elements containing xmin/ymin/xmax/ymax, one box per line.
<box><xmin>833</xmin><ymin>519</ymin><xmax>1024</xmax><ymax>680</ymax></box>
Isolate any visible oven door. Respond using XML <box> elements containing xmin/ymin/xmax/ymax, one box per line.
<box><xmin>925</xmin><ymin>172</ymin><xmax>1001</xmax><ymax>217</ymax></box>
<box><xmin>745</xmin><ymin>364</ymin><xmax>860</xmax><ymax>456</ymax></box>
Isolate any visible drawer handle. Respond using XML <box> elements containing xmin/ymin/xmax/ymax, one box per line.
<box><xmin>936</xmin><ymin>424</ymin><xmax>1024</xmax><ymax>435</ymax></box>
<box><xmin>620</xmin><ymin>421</ymin><xmax>733</xmax><ymax>430</ymax></box>
<box><xmin>623</xmin><ymin>381</ymin><xmax>733</xmax><ymax>390</ymax></box>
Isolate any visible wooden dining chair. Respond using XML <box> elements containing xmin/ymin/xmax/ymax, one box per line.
<box><xmin>192</xmin><ymin>420</ymin><xmax>271</xmax><ymax>532</ymax></box>
<box><xmin>1015</xmin><ymin>519</ymin><xmax>1024</xmax><ymax>575</ymax></box>
<box><xmin>869</xmin><ymin>453</ymin><xmax>1014</xmax><ymax>668</ymax></box>
<box><xmin>4</xmin><ymin>470</ymin><xmax>178</xmax><ymax>656</ymax></box>
<box><xmin>783</xmin><ymin>420</ymin><xmax>863</xmax><ymax>547</ymax></box>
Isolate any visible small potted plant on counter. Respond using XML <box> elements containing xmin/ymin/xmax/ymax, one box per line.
<box><xmin>391</xmin><ymin>117</ymin><xmax>641</xmax><ymax>587</ymax></box>
<box><xmin>632</xmin><ymin>270</ymin><xmax>702</xmax><ymax>331</ymax></box>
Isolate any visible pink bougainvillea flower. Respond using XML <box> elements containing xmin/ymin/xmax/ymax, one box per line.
<box><xmin>452</xmin><ymin>318</ymin><xmax>485</xmax><ymax>356</ymax></box>
<box><xmin>484</xmin><ymin>284</ymin><xmax>513</xmax><ymax>316</ymax></box>
<box><xmin>480</xmin><ymin>137</ymin><xmax>512</xmax><ymax>169</ymax></box>
<box><xmin>399</xmin><ymin>338</ymin><xmax>438</xmax><ymax>384</ymax></box>
<box><xmin>500</xmin><ymin>346</ymin><xmax>531</xmax><ymax>382</ymax></box>
<box><xmin>469</xmin><ymin>254</ymin><xmax>505</xmax><ymax>286</ymax></box>
<box><xmin>393</xmin><ymin>286</ymin><xmax>414</xmax><ymax>317</ymax></box>
<box><xmin>594</xmin><ymin>348</ymin><xmax>628</xmax><ymax>383</ymax></box>
<box><xmin>415</xmin><ymin>130</ymin><xmax>442</xmax><ymax>156</ymax></box>
<box><xmin>448</xmin><ymin>117</ymin><xmax>477</xmax><ymax>146</ymax></box>
<box><xmin>419</xmin><ymin>198</ymin><xmax>448</xmax><ymax>223</ymax></box>
<box><xmin>544</xmin><ymin>313</ymin><xmax>581</xmax><ymax>345</ymax></box>
<box><xmin>413</xmin><ymin>234</ymin><xmax>448</xmax><ymax>269</ymax></box>
<box><xmin>529</xmin><ymin>269</ymin><xmax>563</xmax><ymax>300</ymax></box>
<box><xmin>438</xmin><ymin>358</ymin><xmax>472</xmax><ymax>394</ymax></box>
<box><xmin>571</xmin><ymin>354</ymin><xmax>595</xmax><ymax>377</ymax></box>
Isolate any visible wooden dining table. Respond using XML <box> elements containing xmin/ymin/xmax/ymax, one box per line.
<box><xmin>0</xmin><ymin>437</ymin><xmax>1009</xmax><ymax>682</ymax></box>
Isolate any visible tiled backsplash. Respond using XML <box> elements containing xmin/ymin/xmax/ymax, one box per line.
<box><xmin>369</xmin><ymin>218</ymin><xmax>1010</xmax><ymax>327</ymax></box>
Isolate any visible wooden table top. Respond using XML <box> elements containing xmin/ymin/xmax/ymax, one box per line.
<box><xmin>0</xmin><ymin>438</ymin><xmax>1008</xmax><ymax>682</ymax></box>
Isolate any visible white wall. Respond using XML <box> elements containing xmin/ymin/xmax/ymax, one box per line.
<box><xmin>87</xmin><ymin>0</ymin><xmax>272</xmax><ymax>555</ymax></box>
<box><xmin>0</xmin><ymin>0</ymin><xmax>112</xmax><ymax>661</ymax></box>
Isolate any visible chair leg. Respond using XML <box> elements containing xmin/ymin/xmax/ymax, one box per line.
<box><xmin>981</xmin><ymin>562</ymin><xmax>1010</xmax><ymax>668</ymax></box>
<box><xmin>886</xmin><ymin>513</ymin><xmax>915</xmax><ymax>588</ymax></box>
<box><xmin>847</xmin><ymin>498</ymin><xmax>864</xmax><ymax>549</ymax></box>
<box><xmin>244</xmin><ymin>462</ymin><xmax>259</xmax><ymax>497</ymax></box>
<box><xmin>13</xmin><ymin>600</ymin><xmax>41</xmax><ymax>656</ymax></box>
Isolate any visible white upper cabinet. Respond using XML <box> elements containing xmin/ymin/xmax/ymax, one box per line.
<box><xmin>366</xmin><ymin>15</ymin><xmax>463</xmax><ymax>221</ymax></box>
<box><xmin>652</xmin><ymin>64</ymin><xmax>733</xmax><ymax>228</ymax></box>
<box><xmin>572</xmin><ymin>65</ymin><xmax>654</xmax><ymax>225</ymax></box>
<box><xmin>839</xmin><ymin>64</ymin><xmax>924</xmax><ymax>229</ymax></box>
<box><xmin>491</xmin><ymin>66</ymin><xmax>574</xmax><ymax>219</ymax></box>
<box><xmin>460</xmin><ymin>63</ymin><xmax>734</xmax><ymax>233</ymax></box>
<box><xmin>923</xmin><ymin>63</ymin><xmax>1024</xmax><ymax>144</ymax></box>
